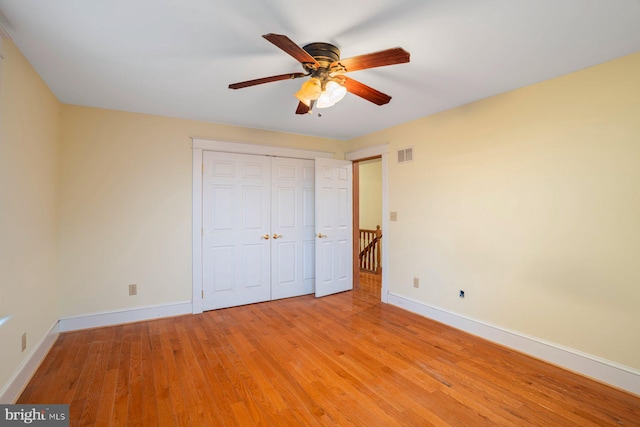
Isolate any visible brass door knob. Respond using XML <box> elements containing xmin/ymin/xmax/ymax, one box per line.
<box><xmin>261</xmin><ymin>234</ymin><xmax>270</xmax><ymax>239</ymax></box>
<box><xmin>317</xmin><ymin>233</ymin><xmax>327</xmax><ymax>238</ymax></box>
<box><xmin>272</xmin><ymin>234</ymin><xmax>283</xmax><ymax>239</ymax></box>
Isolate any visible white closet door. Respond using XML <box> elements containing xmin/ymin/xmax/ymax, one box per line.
<box><xmin>315</xmin><ymin>158</ymin><xmax>353</xmax><ymax>297</ymax></box>
<box><xmin>202</xmin><ymin>152</ymin><xmax>271</xmax><ymax>310</ymax></box>
<box><xmin>271</xmin><ymin>158</ymin><xmax>315</xmax><ymax>300</ymax></box>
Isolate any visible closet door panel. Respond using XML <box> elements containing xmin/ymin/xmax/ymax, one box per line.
<box><xmin>315</xmin><ymin>158</ymin><xmax>353</xmax><ymax>298</ymax></box>
<box><xmin>202</xmin><ymin>152</ymin><xmax>271</xmax><ymax>310</ymax></box>
<box><xmin>271</xmin><ymin>158</ymin><xmax>315</xmax><ymax>300</ymax></box>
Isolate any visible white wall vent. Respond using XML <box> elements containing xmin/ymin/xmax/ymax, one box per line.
<box><xmin>397</xmin><ymin>147</ymin><xmax>413</xmax><ymax>163</ymax></box>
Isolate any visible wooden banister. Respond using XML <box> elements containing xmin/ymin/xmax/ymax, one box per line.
<box><xmin>359</xmin><ymin>225</ymin><xmax>382</xmax><ymax>274</ymax></box>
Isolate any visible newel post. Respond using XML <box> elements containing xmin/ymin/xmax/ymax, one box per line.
<box><xmin>375</xmin><ymin>225</ymin><xmax>382</xmax><ymax>274</ymax></box>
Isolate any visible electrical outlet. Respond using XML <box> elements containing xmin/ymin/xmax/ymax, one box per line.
<box><xmin>21</xmin><ymin>332</ymin><xmax>27</xmax><ymax>352</ymax></box>
<box><xmin>413</xmin><ymin>277</ymin><xmax>419</xmax><ymax>288</ymax></box>
<box><xmin>459</xmin><ymin>290</ymin><xmax>465</xmax><ymax>298</ymax></box>
<box><xmin>129</xmin><ymin>284</ymin><xmax>137</xmax><ymax>296</ymax></box>
<box><xmin>390</xmin><ymin>211</ymin><xmax>398</xmax><ymax>221</ymax></box>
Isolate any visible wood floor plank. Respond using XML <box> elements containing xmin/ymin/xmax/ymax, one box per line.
<box><xmin>158</xmin><ymin>321</ymin><xmax>191</xmax><ymax>426</ymax></box>
<box><xmin>173</xmin><ymin>320</ymin><xmax>220</xmax><ymax>426</ymax></box>
<box><xmin>17</xmin><ymin>287</ymin><xmax>640</xmax><ymax>426</ymax></box>
<box><xmin>111</xmin><ymin>324</ymin><xmax>133</xmax><ymax>427</ymax></box>
<box><xmin>77</xmin><ymin>340</ymin><xmax>112</xmax><ymax>427</ymax></box>
<box><xmin>92</xmin><ymin>325</ymin><xmax>123</xmax><ymax>427</ymax></box>
<box><xmin>146</xmin><ymin>321</ymin><xmax>174</xmax><ymax>427</ymax></box>
<box><xmin>140</xmin><ymin>324</ymin><xmax>160</xmax><ymax>426</ymax></box>
<box><xmin>92</xmin><ymin>368</ymin><xmax>118</xmax><ymax>427</ymax></box>
<box><xmin>68</xmin><ymin>339</ymin><xmax>102</xmax><ymax>422</ymax></box>
<box><xmin>188</xmin><ymin>317</ymin><xmax>239</xmax><ymax>424</ymax></box>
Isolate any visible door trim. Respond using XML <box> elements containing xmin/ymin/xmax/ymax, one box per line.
<box><xmin>192</xmin><ymin>138</ymin><xmax>334</xmax><ymax>314</ymax></box>
<box><xmin>193</xmin><ymin>138</ymin><xmax>334</xmax><ymax>159</ymax></box>
<box><xmin>346</xmin><ymin>144</ymin><xmax>389</xmax><ymax>303</ymax></box>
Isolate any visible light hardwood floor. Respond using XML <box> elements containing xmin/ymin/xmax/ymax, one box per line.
<box><xmin>19</xmin><ymin>288</ymin><xmax>640</xmax><ymax>426</ymax></box>
<box><xmin>358</xmin><ymin>271</ymin><xmax>382</xmax><ymax>297</ymax></box>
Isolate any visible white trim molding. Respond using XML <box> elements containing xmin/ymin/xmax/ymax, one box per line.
<box><xmin>192</xmin><ymin>138</ymin><xmax>334</xmax><ymax>160</ymax></box>
<box><xmin>388</xmin><ymin>292</ymin><xmax>640</xmax><ymax>396</ymax></box>
<box><xmin>345</xmin><ymin>143</ymin><xmax>389</xmax><ymax>161</ymax></box>
<box><xmin>0</xmin><ymin>321</ymin><xmax>59</xmax><ymax>404</ymax></box>
<box><xmin>58</xmin><ymin>302</ymin><xmax>192</xmax><ymax>332</ymax></box>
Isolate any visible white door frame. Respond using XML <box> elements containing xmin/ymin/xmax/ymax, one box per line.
<box><xmin>346</xmin><ymin>144</ymin><xmax>390</xmax><ymax>303</ymax></box>
<box><xmin>192</xmin><ymin>138</ymin><xmax>333</xmax><ymax>314</ymax></box>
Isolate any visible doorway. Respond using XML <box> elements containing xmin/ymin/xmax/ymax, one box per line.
<box><xmin>353</xmin><ymin>157</ymin><xmax>383</xmax><ymax>297</ymax></box>
<box><xmin>347</xmin><ymin>145</ymin><xmax>390</xmax><ymax>303</ymax></box>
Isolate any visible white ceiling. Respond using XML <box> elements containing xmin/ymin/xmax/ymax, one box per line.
<box><xmin>1</xmin><ymin>0</ymin><xmax>639</xmax><ymax>140</ymax></box>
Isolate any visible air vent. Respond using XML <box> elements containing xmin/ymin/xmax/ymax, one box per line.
<box><xmin>397</xmin><ymin>147</ymin><xmax>413</xmax><ymax>163</ymax></box>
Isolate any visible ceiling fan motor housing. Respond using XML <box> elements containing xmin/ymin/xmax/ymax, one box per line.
<box><xmin>302</xmin><ymin>42</ymin><xmax>343</xmax><ymax>84</ymax></box>
<box><xmin>302</xmin><ymin>42</ymin><xmax>340</xmax><ymax>68</ymax></box>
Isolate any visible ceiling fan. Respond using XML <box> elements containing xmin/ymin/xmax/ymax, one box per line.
<box><xmin>228</xmin><ymin>33</ymin><xmax>410</xmax><ymax>115</ymax></box>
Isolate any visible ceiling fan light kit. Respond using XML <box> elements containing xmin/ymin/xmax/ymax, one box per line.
<box><xmin>295</xmin><ymin>78</ymin><xmax>347</xmax><ymax>110</ymax></box>
<box><xmin>229</xmin><ymin>33</ymin><xmax>410</xmax><ymax>115</ymax></box>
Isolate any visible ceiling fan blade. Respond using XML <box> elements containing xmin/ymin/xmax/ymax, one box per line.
<box><xmin>263</xmin><ymin>33</ymin><xmax>320</xmax><ymax>67</ymax></box>
<box><xmin>295</xmin><ymin>101</ymin><xmax>310</xmax><ymax>115</ymax></box>
<box><xmin>332</xmin><ymin>47</ymin><xmax>410</xmax><ymax>73</ymax></box>
<box><xmin>229</xmin><ymin>72</ymin><xmax>306</xmax><ymax>89</ymax></box>
<box><xmin>341</xmin><ymin>77</ymin><xmax>391</xmax><ymax>106</ymax></box>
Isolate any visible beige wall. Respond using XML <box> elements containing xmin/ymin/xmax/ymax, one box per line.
<box><xmin>57</xmin><ymin>105</ymin><xmax>344</xmax><ymax>316</ymax></box>
<box><xmin>359</xmin><ymin>159</ymin><xmax>382</xmax><ymax>230</ymax></box>
<box><xmin>350</xmin><ymin>53</ymin><xmax>640</xmax><ymax>370</ymax></box>
<box><xmin>0</xmin><ymin>40</ymin><xmax>61</xmax><ymax>393</ymax></box>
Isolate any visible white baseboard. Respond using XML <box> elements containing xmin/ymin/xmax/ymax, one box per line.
<box><xmin>58</xmin><ymin>301</ymin><xmax>192</xmax><ymax>332</ymax></box>
<box><xmin>387</xmin><ymin>292</ymin><xmax>640</xmax><ymax>396</ymax></box>
<box><xmin>0</xmin><ymin>321</ymin><xmax>60</xmax><ymax>404</ymax></box>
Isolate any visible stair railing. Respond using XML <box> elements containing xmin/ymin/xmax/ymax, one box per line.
<box><xmin>359</xmin><ymin>225</ymin><xmax>382</xmax><ymax>274</ymax></box>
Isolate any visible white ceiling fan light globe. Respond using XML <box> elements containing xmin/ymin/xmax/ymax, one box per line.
<box><xmin>316</xmin><ymin>81</ymin><xmax>347</xmax><ymax>109</ymax></box>
<box><xmin>327</xmin><ymin>81</ymin><xmax>347</xmax><ymax>103</ymax></box>
<box><xmin>316</xmin><ymin>92</ymin><xmax>333</xmax><ymax>109</ymax></box>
